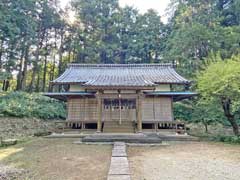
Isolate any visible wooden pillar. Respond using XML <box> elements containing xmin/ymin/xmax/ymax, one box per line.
<box><xmin>136</xmin><ymin>91</ymin><xmax>142</xmax><ymax>133</ymax></box>
<box><xmin>84</xmin><ymin>97</ymin><xmax>88</xmax><ymax>121</ymax></box>
<box><xmin>154</xmin><ymin>123</ymin><xmax>157</xmax><ymax>132</ymax></box>
<box><xmin>110</xmin><ymin>99</ymin><xmax>112</xmax><ymax>121</ymax></box>
<box><xmin>97</xmin><ymin>91</ymin><xmax>103</xmax><ymax>133</ymax></box>
<box><xmin>118</xmin><ymin>90</ymin><xmax>122</xmax><ymax>125</ymax></box>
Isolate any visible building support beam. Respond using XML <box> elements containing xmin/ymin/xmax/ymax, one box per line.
<box><xmin>97</xmin><ymin>91</ymin><xmax>103</xmax><ymax>133</ymax></box>
<box><xmin>137</xmin><ymin>91</ymin><xmax>142</xmax><ymax>133</ymax></box>
<box><xmin>118</xmin><ymin>90</ymin><xmax>122</xmax><ymax>125</ymax></box>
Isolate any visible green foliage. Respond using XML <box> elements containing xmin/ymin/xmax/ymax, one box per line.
<box><xmin>213</xmin><ymin>135</ymin><xmax>240</xmax><ymax>144</ymax></box>
<box><xmin>174</xmin><ymin>99</ymin><xmax>226</xmax><ymax>132</ymax></box>
<box><xmin>1</xmin><ymin>0</ymin><xmax>240</xmax><ymax>91</ymax></box>
<box><xmin>173</xmin><ymin>101</ymin><xmax>193</xmax><ymax>121</ymax></box>
<box><xmin>191</xmin><ymin>99</ymin><xmax>226</xmax><ymax>132</ymax></box>
<box><xmin>71</xmin><ymin>0</ymin><xmax>166</xmax><ymax>64</ymax></box>
<box><xmin>0</xmin><ymin>72</ymin><xmax>12</xmax><ymax>81</ymax></box>
<box><xmin>165</xmin><ymin>0</ymin><xmax>240</xmax><ymax>77</ymax></box>
<box><xmin>0</xmin><ymin>92</ymin><xmax>66</xmax><ymax>119</ymax></box>
<box><xmin>197</xmin><ymin>55</ymin><xmax>240</xmax><ymax>114</ymax></box>
<box><xmin>197</xmin><ymin>55</ymin><xmax>240</xmax><ymax>135</ymax></box>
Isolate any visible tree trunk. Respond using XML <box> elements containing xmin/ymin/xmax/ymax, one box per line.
<box><xmin>36</xmin><ymin>70</ymin><xmax>40</xmax><ymax>92</ymax></box>
<box><xmin>120</xmin><ymin>49</ymin><xmax>126</xmax><ymax>64</ymax></box>
<box><xmin>58</xmin><ymin>29</ymin><xmax>64</xmax><ymax>76</ymax></box>
<box><xmin>228</xmin><ymin>116</ymin><xmax>239</xmax><ymax>136</ymax></box>
<box><xmin>154</xmin><ymin>51</ymin><xmax>158</xmax><ymax>63</ymax></box>
<box><xmin>16</xmin><ymin>46</ymin><xmax>25</xmax><ymax>90</ymax></box>
<box><xmin>2</xmin><ymin>80</ymin><xmax>6</xmax><ymax>91</ymax></box>
<box><xmin>22</xmin><ymin>46</ymin><xmax>29</xmax><ymax>90</ymax></box>
<box><xmin>68</xmin><ymin>50</ymin><xmax>71</xmax><ymax>63</ymax></box>
<box><xmin>2</xmin><ymin>80</ymin><xmax>10</xmax><ymax>91</ymax></box>
<box><xmin>203</xmin><ymin>122</ymin><xmax>208</xmax><ymax>133</ymax></box>
<box><xmin>0</xmin><ymin>39</ymin><xmax>3</xmax><ymax>70</ymax></box>
<box><xmin>221</xmin><ymin>98</ymin><xmax>239</xmax><ymax>136</ymax></box>
<box><xmin>29</xmin><ymin>28</ymin><xmax>45</xmax><ymax>92</ymax></box>
<box><xmin>29</xmin><ymin>58</ymin><xmax>38</xmax><ymax>92</ymax></box>
<box><xmin>48</xmin><ymin>51</ymin><xmax>56</xmax><ymax>92</ymax></box>
<box><xmin>100</xmin><ymin>50</ymin><xmax>107</xmax><ymax>63</ymax></box>
<box><xmin>77</xmin><ymin>51</ymin><xmax>86</xmax><ymax>63</ymax></box>
<box><xmin>29</xmin><ymin>41</ymin><xmax>40</xmax><ymax>92</ymax></box>
<box><xmin>42</xmin><ymin>52</ymin><xmax>47</xmax><ymax>92</ymax></box>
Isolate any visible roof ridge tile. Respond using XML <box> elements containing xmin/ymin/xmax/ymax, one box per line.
<box><xmin>68</xmin><ymin>63</ymin><xmax>174</xmax><ymax>68</ymax></box>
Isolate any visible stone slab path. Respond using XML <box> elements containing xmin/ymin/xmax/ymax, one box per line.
<box><xmin>107</xmin><ymin>142</ymin><xmax>131</xmax><ymax>180</ymax></box>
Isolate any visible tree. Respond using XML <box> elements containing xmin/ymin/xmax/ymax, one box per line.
<box><xmin>117</xmin><ymin>6</ymin><xmax>139</xmax><ymax>64</ymax></box>
<box><xmin>131</xmin><ymin>9</ymin><xmax>166</xmax><ymax>63</ymax></box>
<box><xmin>71</xmin><ymin>0</ymin><xmax>167</xmax><ymax>64</ymax></box>
<box><xmin>165</xmin><ymin>0</ymin><xmax>240</xmax><ymax>77</ymax></box>
<box><xmin>1</xmin><ymin>0</ymin><xmax>240</xmax><ymax>94</ymax></box>
<box><xmin>197</xmin><ymin>55</ymin><xmax>240</xmax><ymax>135</ymax></box>
<box><xmin>72</xmin><ymin>0</ymin><xmax>120</xmax><ymax>64</ymax></box>
<box><xmin>173</xmin><ymin>101</ymin><xmax>193</xmax><ymax>121</ymax></box>
<box><xmin>192</xmin><ymin>100</ymin><xmax>224</xmax><ymax>133</ymax></box>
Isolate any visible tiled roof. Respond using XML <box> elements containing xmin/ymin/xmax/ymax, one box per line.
<box><xmin>52</xmin><ymin>64</ymin><xmax>190</xmax><ymax>87</ymax></box>
<box><xmin>144</xmin><ymin>91</ymin><xmax>198</xmax><ymax>101</ymax></box>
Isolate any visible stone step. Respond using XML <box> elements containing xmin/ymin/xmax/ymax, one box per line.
<box><xmin>104</xmin><ymin>121</ymin><xmax>133</xmax><ymax>125</ymax></box>
<box><xmin>103</xmin><ymin>122</ymin><xmax>135</xmax><ymax>133</ymax></box>
<box><xmin>108</xmin><ymin>157</ymin><xmax>130</xmax><ymax>175</ymax></box>
<box><xmin>82</xmin><ymin>134</ymin><xmax>162</xmax><ymax>143</ymax></box>
<box><xmin>103</xmin><ymin>129</ymin><xmax>135</xmax><ymax>133</ymax></box>
<box><xmin>107</xmin><ymin>142</ymin><xmax>131</xmax><ymax>180</ymax></box>
<box><xmin>112</xmin><ymin>142</ymin><xmax>127</xmax><ymax>157</ymax></box>
<box><xmin>104</xmin><ymin>124</ymin><xmax>134</xmax><ymax>127</ymax></box>
<box><xmin>103</xmin><ymin>121</ymin><xmax>135</xmax><ymax>133</ymax></box>
<box><xmin>108</xmin><ymin>175</ymin><xmax>131</xmax><ymax>180</ymax></box>
<box><xmin>104</xmin><ymin>126</ymin><xmax>134</xmax><ymax>129</ymax></box>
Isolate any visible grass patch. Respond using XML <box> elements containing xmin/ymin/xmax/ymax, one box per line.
<box><xmin>0</xmin><ymin>138</ymin><xmax>112</xmax><ymax>180</ymax></box>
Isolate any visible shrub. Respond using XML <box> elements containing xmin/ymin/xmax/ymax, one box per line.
<box><xmin>213</xmin><ymin>135</ymin><xmax>240</xmax><ymax>144</ymax></box>
<box><xmin>0</xmin><ymin>91</ymin><xmax>66</xmax><ymax>119</ymax></box>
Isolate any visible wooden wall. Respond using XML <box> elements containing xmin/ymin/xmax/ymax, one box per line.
<box><xmin>67</xmin><ymin>98</ymin><xmax>98</xmax><ymax>122</ymax></box>
<box><xmin>67</xmin><ymin>96</ymin><xmax>173</xmax><ymax>122</ymax></box>
<box><xmin>142</xmin><ymin>97</ymin><xmax>173</xmax><ymax>122</ymax></box>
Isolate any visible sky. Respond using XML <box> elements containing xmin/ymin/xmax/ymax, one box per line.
<box><xmin>60</xmin><ymin>0</ymin><xmax>171</xmax><ymax>23</ymax></box>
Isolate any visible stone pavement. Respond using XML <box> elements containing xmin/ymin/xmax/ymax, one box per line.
<box><xmin>82</xmin><ymin>133</ymin><xmax>162</xmax><ymax>143</ymax></box>
<box><xmin>107</xmin><ymin>142</ymin><xmax>131</xmax><ymax>180</ymax></box>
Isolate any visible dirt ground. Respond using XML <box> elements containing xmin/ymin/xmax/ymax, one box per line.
<box><xmin>128</xmin><ymin>142</ymin><xmax>240</xmax><ymax>180</ymax></box>
<box><xmin>0</xmin><ymin>138</ymin><xmax>112</xmax><ymax>180</ymax></box>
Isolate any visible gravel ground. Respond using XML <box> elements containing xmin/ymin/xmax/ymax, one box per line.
<box><xmin>128</xmin><ymin>142</ymin><xmax>240</xmax><ymax>180</ymax></box>
<box><xmin>0</xmin><ymin>164</ymin><xmax>26</xmax><ymax>180</ymax></box>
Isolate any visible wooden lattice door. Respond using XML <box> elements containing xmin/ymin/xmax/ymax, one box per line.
<box><xmin>103</xmin><ymin>99</ymin><xmax>136</xmax><ymax>123</ymax></box>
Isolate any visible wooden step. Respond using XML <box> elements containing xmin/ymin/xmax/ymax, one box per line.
<box><xmin>103</xmin><ymin>121</ymin><xmax>135</xmax><ymax>133</ymax></box>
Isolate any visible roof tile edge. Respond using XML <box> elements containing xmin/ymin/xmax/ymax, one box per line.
<box><xmin>67</xmin><ymin>63</ymin><xmax>174</xmax><ymax>68</ymax></box>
